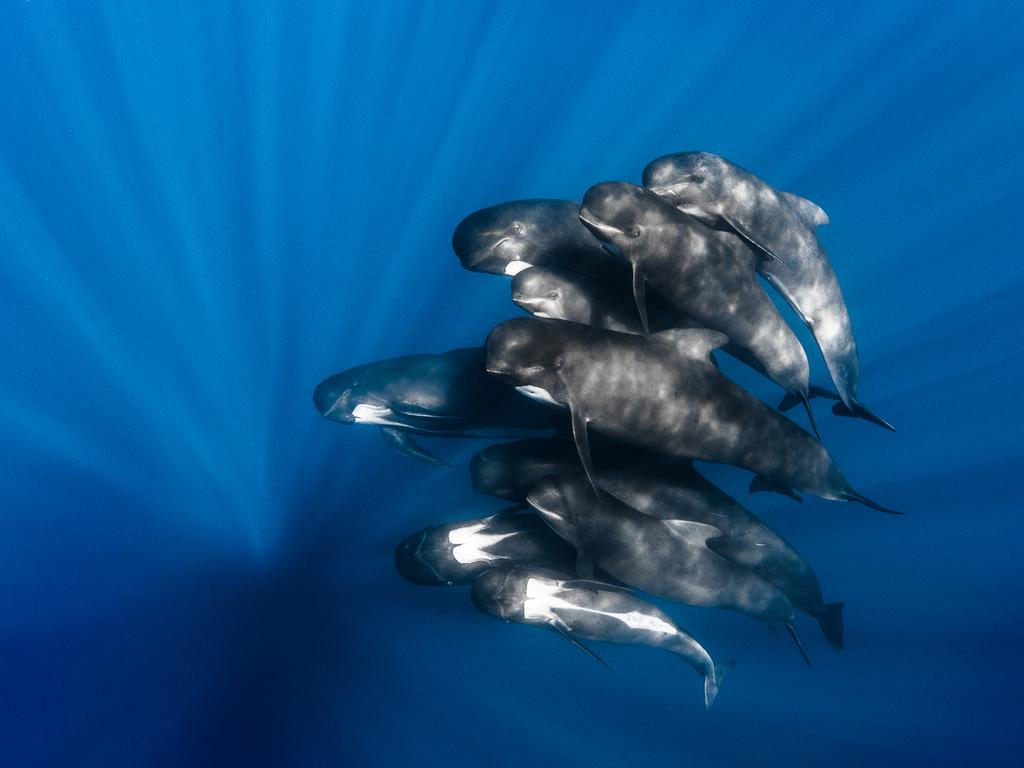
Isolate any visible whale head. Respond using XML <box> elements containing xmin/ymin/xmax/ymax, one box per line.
<box><xmin>579</xmin><ymin>181</ymin><xmax>683</xmax><ymax>253</ymax></box>
<box><xmin>470</xmin><ymin>439</ymin><xmax>580</xmax><ymax>501</ymax></box>
<box><xmin>470</xmin><ymin>566</ymin><xmax>525</xmax><ymax>620</ymax></box>
<box><xmin>511</xmin><ymin>265</ymin><xmax>600</xmax><ymax>325</ymax></box>
<box><xmin>452</xmin><ymin>201</ymin><xmax>562</xmax><ymax>276</ymax></box>
<box><xmin>394</xmin><ymin>527</ymin><xmax>455</xmax><ymax>586</ymax></box>
<box><xmin>642</xmin><ymin>151</ymin><xmax>728</xmax><ymax>224</ymax></box>
<box><xmin>484</xmin><ymin>317</ymin><xmax>567</xmax><ymax>397</ymax></box>
<box><xmin>313</xmin><ymin>370</ymin><xmax>373</xmax><ymax>424</ymax></box>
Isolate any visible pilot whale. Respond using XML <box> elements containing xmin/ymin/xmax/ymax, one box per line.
<box><xmin>313</xmin><ymin>347</ymin><xmax>564</xmax><ymax>465</ymax></box>
<box><xmin>395</xmin><ymin>508</ymin><xmax>574</xmax><ymax>586</ymax></box>
<box><xmin>643</xmin><ymin>151</ymin><xmax>892</xmax><ymax>431</ymax></box>
<box><xmin>511</xmin><ymin>264</ymin><xmax>839</xmax><ymax>424</ymax></box>
<box><xmin>471</xmin><ymin>564</ymin><xmax>734</xmax><ymax>708</ymax></box>
<box><xmin>485</xmin><ymin>317</ymin><xmax>897</xmax><ymax>512</ymax></box>
<box><xmin>554</xmin><ymin>466</ymin><xmax>845</xmax><ymax>651</ymax></box>
<box><xmin>452</xmin><ymin>199</ymin><xmax>629</xmax><ymax>283</ymax></box>
<box><xmin>579</xmin><ymin>181</ymin><xmax>822</xmax><ymax>436</ymax></box>
<box><xmin>527</xmin><ymin>476</ymin><xmax>812</xmax><ymax>664</ymax></box>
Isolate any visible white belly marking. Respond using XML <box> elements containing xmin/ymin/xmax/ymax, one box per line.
<box><xmin>448</xmin><ymin>521</ymin><xmax>516</xmax><ymax>564</ymax></box>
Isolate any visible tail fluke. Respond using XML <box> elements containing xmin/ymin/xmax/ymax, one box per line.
<box><xmin>704</xmin><ymin>659</ymin><xmax>735</xmax><ymax>710</ymax></box>
<box><xmin>832</xmin><ymin>398</ymin><xmax>895</xmax><ymax>432</ymax></box>
<box><xmin>817</xmin><ymin>602</ymin><xmax>845</xmax><ymax>653</ymax></box>
<box><xmin>380</xmin><ymin>427</ymin><xmax>452</xmax><ymax>467</ymax></box>
<box><xmin>842</xmin><ymin>488</ymin><xmax>902</xmax><ymax>515</ymax></box>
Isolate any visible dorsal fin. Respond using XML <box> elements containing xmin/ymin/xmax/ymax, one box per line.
<box><xmin>651</xmin><ymin>328</ymin><xmax>728</xmax><ymax>362</ymax></box>
<box><xmin>783</xmin><ymin>191</ymin><xmax>829</xmax><ymax>227</ymax></box>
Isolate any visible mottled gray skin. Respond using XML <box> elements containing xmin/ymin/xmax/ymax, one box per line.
<box><xmin>579</xmin><ymin>181</ymin><xmax>810</xmax><ymax>404</ymax></box>
<box><xmin>510</xmin><ymin>264</ymin><xmax>805</xmax><ymax>397</ymax></box>
<box><xmin>313</xmin><ymin>348</ymin><xmax>565</xmax><ymax>464</ymax></box>
<box><xmin>485</xmin><ymin>317</ymin><xmax>894</xmax><ymax>511</ymax></box>
<box><xmin>394</xmin><ymin>511</ymin><xmax>574</xmax><ymax>586</ymax></box>
<box><xmin>643</xmin><ymin>152</ymin><xmax>890</xmax><ymax>430</ymax></box>
<box><xmin>471</xmin><ymin>564</ymin><xmax>731</xmax><ymax>708</ymax></box>
<box><xmin>452</xmin><ymin>199</ymin><xmax>630</xmax><ymax>284</ymax></box>
<box><xmin>561</xmin><ymin>465</ymin><xmax>844</xmax><ymax>650</ymax></box>
<box><xmin>528</xmin><ymin>475</ymin><xmax>795</xmax><ymax>625</ymax></box>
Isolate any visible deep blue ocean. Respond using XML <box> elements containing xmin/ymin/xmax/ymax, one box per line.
<box><xmin>2</xmin><ymin>2</ymin><xmax>1022</xmax><ymax>766</ymax></box>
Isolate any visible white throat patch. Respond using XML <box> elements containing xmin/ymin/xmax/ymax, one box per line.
<box><xmin>351</xmin><ymin>403</ymin><xmax>396</xmax><ymax>425</ymax></box>
<box><xmin>504</xmin><ymin>260</ymin><xmax>533</xmax><ymax>276</ymax></box>
<box><xmin>515</xmin><ymin>385</ymin><xmax>561</xmax><ymax>406</ymax></box>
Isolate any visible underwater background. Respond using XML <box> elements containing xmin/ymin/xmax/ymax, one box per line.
<box><xmin>2</xmin><ymin>1</ymin><xmax>1022</xmax><ymax>766</ymax></box>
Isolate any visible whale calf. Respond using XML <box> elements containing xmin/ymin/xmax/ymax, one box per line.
<box><xmin>579</xmin><ymin>181</ymin><xmax>820</xmax><ymax>436</ymax></box>
<box><xmin>485</xmin><ymin>317</ymin><xmax>896</xmax><ymax>512</ymax></box>
<box><xmin>512</xmin><ymin>265</ymin><xmax>646</xmax><ymax>332</ymax></box>
<box><xmin>313</xmin><ymin>347</ymin><xmax>564</xmax><ymax>465</ymax></box>
<box><xmin>643</xmin><ymin>151</ymin><xmax>892</xmax><ymax>431</ymax></box>
<box><xmin>452</xmin><ymin>199</ymin><xmax>629</xmax><ymax>284</ymax></box>
<box><xmin>395</xmin><ymin>509</ymin><xmax>574</xmax><ymax>586</ymax></box>
<box><xmin>471</xmin><ymin>564</ymin><xmax>733</xmax><ymax>708</ymax></box>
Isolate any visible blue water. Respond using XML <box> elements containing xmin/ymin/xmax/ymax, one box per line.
<box><xmin>2</xmin><ymin>2</ymin><xmax>1022</xmax><ymax>766</ymax></box>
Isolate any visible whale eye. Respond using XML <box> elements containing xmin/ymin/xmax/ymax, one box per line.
<box><xmin>546</xmin><ymin>290</ymin><xmax>559</xmax><ymax>300</ymax></box>
<box><xmin>688</xmin><ymin>174</ymin><xmax>705</xmax><ymax>184</ymax></box>
<box><xmin>512</xmin><ymin>222</ymin><xmax>524</xmax><ymax>235</ymax></box>
<box><xmin>631</xmin><ymin>228</ymin><xmax>640</xmax><ymax>238</ymax></box>
<box><xmin>553</xmin><ymin>356</ymin><xmax>564</xmax><ymax>370</ymax></box>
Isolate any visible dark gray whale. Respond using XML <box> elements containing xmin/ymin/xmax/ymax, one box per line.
<box><xmin>484</xmin><ymin>317</ymin><xmax>896</xmax><ymax>512</ymax></box>
<box><xmin>643</xmin><ymin>151</ymin><xmax>892</xmax><ymax>431</ymax></box>
<box><xmin>471</xmin><ymin>564</ymin><xmax>733</xmax><ymax>708</ymax></box>
<box><xmin>579</xmin><ymin>181</ymin><xmax>820</xmax><ymax>436</ymax></box>
<box><xmin>313</xmin><ymin>347</ymin><xmax>564</xmax><ymax>465</ymax></box>
<box><xmin>527</xmin><ymin>476</ymin><xmax>812</xmax><ymax>664</ymax></box>
<box><xmin>452</xmin><ymin>199</ymin><xmax>629</xmax><ymax>284</ymax></box>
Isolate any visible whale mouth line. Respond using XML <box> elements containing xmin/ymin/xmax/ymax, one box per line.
<box><xmin>513</xmin><ymin>296</ymin><xmax>545</xmax><ymax>308</ymax></box>
<box><xmin>579</xmin><ymin>212</ymin><xmax>621</xmax><ymax>240</ymax></box>
<box><xmin>486</xmin><ymin>363</ymin><xmax>544</xmax><ymax>378</ymax></box>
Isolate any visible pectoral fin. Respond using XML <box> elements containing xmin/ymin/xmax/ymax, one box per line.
<box><xmin>631</xmin><ymin>260</ymin><xmax>650</xmax><ymax>334</ymax></box>
<box><xmin>568</xmin><ymin>397</ymin><xmax>599</xmax><ymax>498</ymax></box>
<box><xmin>723</xmin><ymin>215</ymin><xmax>782</xmax><ymax>263</ymax></box>
<box><xmin>548</xmin><ymin>617</ymin><xmax>610</xmax><ymax>670</ymax></box>
<box><xmin>380</xmin><ymin>427</ymin><xmax>451</xmax><ymax>467</ymax></box>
